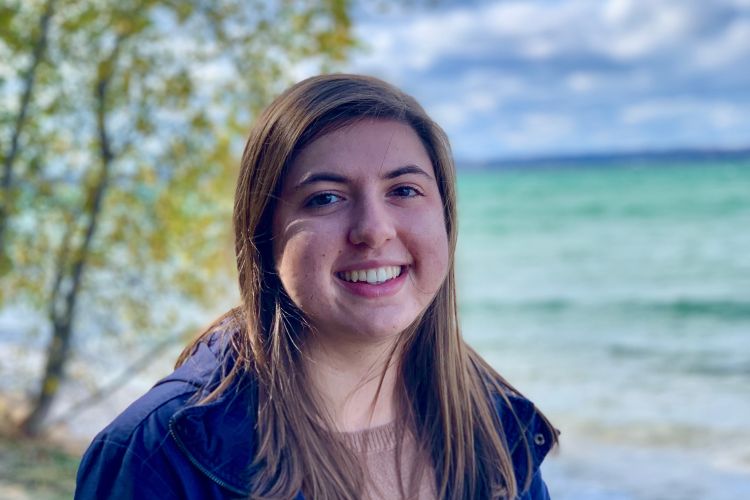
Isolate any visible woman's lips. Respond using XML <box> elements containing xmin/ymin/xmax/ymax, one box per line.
<box><xmin>335</xmin><ymin>265</ymin><xmax>408</xmax><ymax>298</ymax></box>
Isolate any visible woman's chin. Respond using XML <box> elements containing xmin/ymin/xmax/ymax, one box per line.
<box><xmin>311</xmin><ymin>318</ymin><xmax>412</xmax><ymax>346</ymax></box>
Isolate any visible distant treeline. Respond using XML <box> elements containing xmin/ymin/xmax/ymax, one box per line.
<box><xmin>461</xmin><ymin>147</ymin><xmax>750</xmax><ymax>170</ymax></box>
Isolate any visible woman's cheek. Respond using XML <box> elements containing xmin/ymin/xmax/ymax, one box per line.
<box><xmin>407</xmin><ymin>230</ymin><xmax>450</xmax><ymax>297</ymax></box>
<box><xmin>281</xmin><ymin>229</ymin><xmax>338</xmax><ymax>304</ymax></box>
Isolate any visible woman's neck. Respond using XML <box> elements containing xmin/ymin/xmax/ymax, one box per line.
<box><xmin>304</xmin><ymin>332</ymin><xmax>401</xmax><ymax>432</ymax></box>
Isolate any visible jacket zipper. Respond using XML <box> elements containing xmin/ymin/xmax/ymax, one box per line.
<box><xmin>168</xmin><ymin>422</ymin><xmax>249</xmax><ymax>496</ymax></box>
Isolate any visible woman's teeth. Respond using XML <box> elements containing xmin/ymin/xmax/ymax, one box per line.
<box><xmin>339</xmin><ymin>266</ymin><xmax>402</xmax><ymax>284</ymax></box>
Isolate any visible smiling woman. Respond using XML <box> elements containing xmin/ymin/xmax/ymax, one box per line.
<box><xmin>74</xmin><ymin>74</ymin><xmax>558</xmax><ymax>500</ymax></box>
<box><xmin>274</xmin><ymin>120</ymin><xmax>450</xmax><ymax>346</ymax></box>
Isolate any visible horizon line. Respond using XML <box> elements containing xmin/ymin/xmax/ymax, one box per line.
<box><xmin>456</xmin><ymin>145</ymin><xmax>750</xmax><ymax>168</ymax></box>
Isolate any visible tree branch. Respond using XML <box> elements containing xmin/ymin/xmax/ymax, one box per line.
<box><xmin>46</xmin><ymin>332</ymin><xmax>183</xmax><ymax>426</ymax></box>
<box><xmin>59</xmin><ymin>35</ymin><xmax>126</xmax><ymax>327</ymax></box>
<box><xmin>22</xmin><ymin>38</ymin><xmax>123</xmax><ymax>435</ymax></box>
<box><xmin>0</xmin><ymin>0</ymin><xmax>56</xmax><ymax>263</ymax></box>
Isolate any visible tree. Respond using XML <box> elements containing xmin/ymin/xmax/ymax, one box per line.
<box><xmin>0</xmin><ymin>0</ymin><xmax>354</xmax><ymax>436</ymax></box>
<box><xmin>0</xmin><ymin>0</ymin><xmax>56</xmax><ymax>274</ymax></box>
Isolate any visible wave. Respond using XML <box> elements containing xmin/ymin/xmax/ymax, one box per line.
<box><xmin>462</xmin><ymin>298</ymin><xmax>750</xmax><ymax>319</ymax></box>
<box><xmin>605</xmin><ymin>344</ymin><xmax>750</xmax><ymax>376</ymax></box>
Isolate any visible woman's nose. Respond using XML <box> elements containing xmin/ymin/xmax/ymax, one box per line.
<box><xmin>348</xmin><ymin>198</ymin><xmax>396</xmax><ymax>248</ymax></box>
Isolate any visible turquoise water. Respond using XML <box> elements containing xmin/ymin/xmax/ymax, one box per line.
<box><xmin>1</xmin><ymin>159</ymin><xmax>747</xmax><ymax>497</ymax></box>
<box><xmin>456</xmin><ymin>161</ymin><xmax>750</xmax><ymax>499</ymax></box>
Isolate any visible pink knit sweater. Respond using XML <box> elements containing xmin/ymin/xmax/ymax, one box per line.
<box><xmin>340</xmin><ymin>422</ymin><xmax>436</xmax><ymax>500</ymax></box>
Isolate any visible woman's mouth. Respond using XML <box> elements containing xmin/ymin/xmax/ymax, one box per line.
<box><xmin>336</xmin><ymin>265</ymin><xmax>404</xmax><ymax>285</ymax></box>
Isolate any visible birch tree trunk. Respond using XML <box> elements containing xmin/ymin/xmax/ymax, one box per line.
<box><xmin>20</xmin><ymin>57</ymin><xmax>116</xmax><ymax>436</ymax></box>
<box><xmin>0</xmin><ymin>0</ymin><xmax>56</xmax><ymax>271</ymax></box>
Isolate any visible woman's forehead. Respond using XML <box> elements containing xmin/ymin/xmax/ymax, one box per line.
<box><xmin>283</xmin><ymin>119</ymin><xmax>434</xmax><ymax>187</ymax></box>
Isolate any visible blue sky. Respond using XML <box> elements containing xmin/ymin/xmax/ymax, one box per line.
<box><xmin>341</xmin><ymin>0</ymin><xmax>750</xmax><ymax>161</ymax></box>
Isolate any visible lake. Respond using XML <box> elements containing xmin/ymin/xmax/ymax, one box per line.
<box><xmin>456</xmin><ymin>160</ymin><xmax>750</xmax><ymax>499</ymax></box>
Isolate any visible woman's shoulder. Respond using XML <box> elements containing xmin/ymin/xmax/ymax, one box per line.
<box><xmin>493</xmin><ymin>390</ymin><xmax>557</xmax><ymax>499</ymax></box>
<box><xmin>75</xmin><ymin>330</ymin><xmax>248</xmax><ymax>499</ymax></box>
<box><xmin>475</xmin><ymin>363</ymin><xmax>558</xmax><ymax>494</ymax></box>
<box><xmin>495</xmin><ymin>390</ymin><xmax>556</xmax><ymax>455</ymax></box>
<box><xmin>95</xmin><ymin>333</ymin><xmax>228</xmax><ymax>442</ymax></box>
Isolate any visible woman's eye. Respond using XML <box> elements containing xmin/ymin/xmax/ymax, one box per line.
<box><xmin>390</xmin><ymin>185</ymin><xmax>422</xmax><ymax>198</ymax></box>
<box><xmin>306</xmin><ymin>192</ymin><xmax>342</xmax><ymax>208</ymax></box>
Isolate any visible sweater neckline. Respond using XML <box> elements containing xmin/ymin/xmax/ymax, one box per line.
<box><xmin>337</xmin><ymin>421</ymin><xmax>398</xmax><ymax>453</ymax></box>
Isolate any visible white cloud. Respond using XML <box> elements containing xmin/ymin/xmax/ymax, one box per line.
<box><xmin>622</xmin><ymin>100</ymin><xmax>691</xmax><ymax>124</ymax></box>
<box><xmin>415</xmin><ymin>70</ymin><xmax>526</xmax><ymax>129</ymax></box>
<box><xmin>522</xmin><ymin>38</ymin><xmax>559</xmax><ymax>60</ymax></box>
<box><xmin>426</xmin><ymin>78</ymin><xmax>506</xmax><ymax>128</ymax></box>
<box><xmin>347</xmin><ymin>0</ymin><xmax>750</xmax><ymax>158</ymax></box>
<box><xmin>604</xmin><ymin>5</ymin><xmax>692</xmax><ymax>60</ymax></box>
<box><xmin>709</xmin><ymin>105</ymin><xmax>745</xmax><ymax>129</ymax></box>
<box><xmin>521</xmin><ymin>113</ymin><xmax>575</xmax><ymax>139</ymax></box>
<box><xmin>483</xmin><ymin>2</ymin><xmax>567</xmax><ymax>36</ymax></box>
<box><xmin>621</xmin><ymin>99</ymin><xmax>749</xmax><ymax>128</ymax></box>
<box><xmin>353</xmin><ymin>0</ymin><xmax>727</xmax><ymax>76</ymax></box>
<box><xmin>692</xmin><ymin>18</ymin><xmax>750</xmax><ymax>69</ymax></box>
<box><xmin>603</xmin><ymin>0</ymin><xmax>636</xmax><ymax>24</ymax></box>
<box><xmin>566</xmin><ymin>72</ymin><xmax>599</xmax><ymax>93</ymax></box>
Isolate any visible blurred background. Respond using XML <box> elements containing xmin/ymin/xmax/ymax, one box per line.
<box><xmin>1</xmin><ymin>0</ymin><xmax>749</xmax><ymax>498</ymax></box>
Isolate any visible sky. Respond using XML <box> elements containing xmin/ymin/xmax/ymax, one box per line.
<box><xmin>341</xmin><ymin>0</ymin><xmax>750</xmax><ymax>162</ymax></box>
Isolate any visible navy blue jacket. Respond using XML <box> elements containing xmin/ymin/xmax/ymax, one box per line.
<box><xmin>75</xmin><ymin>335</ymin><xmax>555</xmax><ymax>499</ymax></box>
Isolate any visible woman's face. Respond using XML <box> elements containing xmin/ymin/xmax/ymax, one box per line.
<box><xmin>272</xmin><ymin>119</ymin><xmax>450</xmax><ymax>343</ymax></box>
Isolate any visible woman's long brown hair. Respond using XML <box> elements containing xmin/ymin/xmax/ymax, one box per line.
<box><xmin>177</xmin><ymin>74</ymin><xmax>558</xmax><ymax>499</ymax></box>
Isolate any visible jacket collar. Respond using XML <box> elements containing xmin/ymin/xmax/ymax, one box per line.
<box><xmin>164</xmin><ymin>335</ymin><xmax>257</xmax><ymax>496</ymax></box>
<box><xmin>496</xmin><ymin>391</ymin><xmax>558</xmax><ymax>489</ymax></box>
<box><xmin>166</xmin><ymin>338</ymin><xmax>555</xmax><ymax>496</ymax></box>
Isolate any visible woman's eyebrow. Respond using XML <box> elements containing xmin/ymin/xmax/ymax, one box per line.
<box><xmin>383</xmin><ymin>165</ymin><xmax>433</xmax><ymax>180</ymax></box>
<box><xmin>294</xmin><ymin>164</ymin><xmax>433</xmax><ymax>190</ymax></box>
<box><xmin>294</xmin><ymin>172</ymin><xmax>348</xmax><ymax>190</ymax></box>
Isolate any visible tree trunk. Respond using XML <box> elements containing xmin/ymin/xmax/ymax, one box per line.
<box><xmin>46</xmin><ymin>332</ymin><xmax>183</xmax><ymax>426</ymax></box>
<box><xmin>20</xmin><ymin>318</ymin><xmax>74</xmax><ymax>435</ymax></box>
<box><xmin>20</xmin><ymin>57</ymin><xmax>116</xmax><ymax>437</ymax></box>
<box><xmin>0</xmin><ymin>0</ymin><xmax>56</xmax><ymax>270</ymax></box>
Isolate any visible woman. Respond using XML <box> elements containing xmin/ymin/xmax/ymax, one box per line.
<box><xmin>76</xmin><ymin>74</ymin><xmax>558</xmax><ymax>499</ymax></box>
